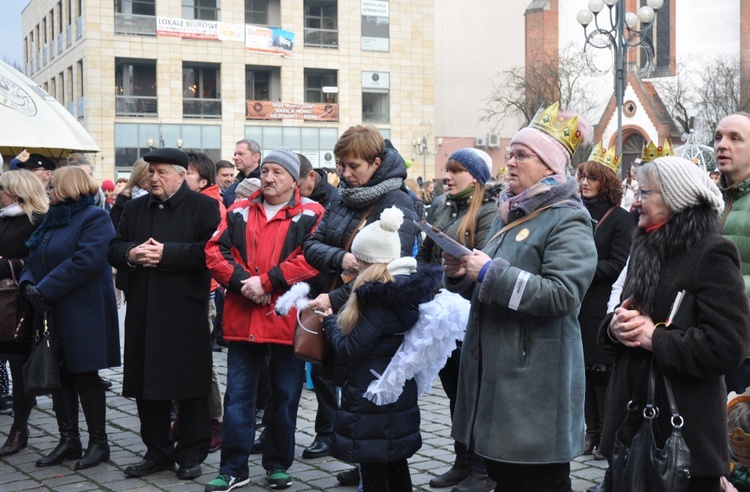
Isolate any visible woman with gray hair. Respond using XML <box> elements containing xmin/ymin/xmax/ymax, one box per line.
<box><xmin>601</xmin><ymin>156</ymin><xmax>750</xmax><ymax>491</ymax></box>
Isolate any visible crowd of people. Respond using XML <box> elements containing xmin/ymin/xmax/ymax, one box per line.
<box><xmin>1</xmin><ymin>110</ymin><xmax>750</xmax><ymax>492</ymax></box>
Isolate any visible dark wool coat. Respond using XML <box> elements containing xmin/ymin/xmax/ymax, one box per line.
<box><xmin>323</xmin><ymin>263</ymin><xmax>443</xmax><ymax>464</ymax></box>
<box><xmin>108</xmin><ymin>182</ymin><xmax>221</xmax><ymax>400</ymax></box>
<box><xmin>598</xmin><ymin>204</ymin><xmax>750</xmax><ymax>478</ymax></box>
<box><xmin>21</xmin><ymin>205</ymin><xmax>120</xmax><ymax>374</ymax></box>
<box><xmin>303</xmin><ymin>147</ymin><xmax>418</xmax><ymax>311</ymax></box>
<box><xmin>308</xmin><ymin>168</ymin><xmax>338</xmax><ymax>210</ymax></box>
<box><xmin>0</xmin><ymin>212</ymin><xmax>44</xmax><ymax>359</ymax></box>
<box><xmin>578</xmin><ymin>199</ymin><xmax>635</xmax><ymax>365</ymax></box>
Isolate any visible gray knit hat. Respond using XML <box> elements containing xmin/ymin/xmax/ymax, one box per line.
<box><xmin>262</xmin><ymin>147</ymin><xmax>300</xmax><ymax>181</ymax></box>
<box><xmin>653</xmin><ymin>156</ymin><xmax>724</xmax><ymax>215</ymax></box>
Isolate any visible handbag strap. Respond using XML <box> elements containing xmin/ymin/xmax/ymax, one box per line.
<box><xmin>595</xmin><ymin>206</ymin><xmax>617</xmax><ymax>232</ymax></box>
<box><xmin>486</xmin><ymin>200</ymin><xmax>574</xmax><ymax>246</ymax></box>
<box><xmin>662</xmin><ymin>370</ymin><xmax>684</xmax><ymax>429</ymax></box>
<box><xmin>643</xmin><ymin>357</ymin><xmax>658</xmax><ymax>420</ymax></box>
<box><xmin>8</xmin><ymin>260</ymin><xmax>18</xmax><ymax>285</ymax></box>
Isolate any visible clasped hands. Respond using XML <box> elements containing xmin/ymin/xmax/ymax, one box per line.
<box><xmin>128</xmin><ymin>238</ymin><xmax>164</xmax><ymax>267</ymax></box>
<box><xmin>441</xmin><ymin>250</ymin><xmax>490</xmax><ymax>281</ymax></box>
<box><xmin>241</xmin><ymin>276</ymin><xmax>271</xmax><ymax>305</ymax></box>
<box><xmin>608</xmin><ymin>298</ymin><xmax>656</xmax><ymax>351</ymax></box>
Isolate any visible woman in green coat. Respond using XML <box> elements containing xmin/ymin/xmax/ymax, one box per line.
<box><xmin>444</xmin><ymin>103</ymin><xmax>597</xmax><ymax>491</ymax></box>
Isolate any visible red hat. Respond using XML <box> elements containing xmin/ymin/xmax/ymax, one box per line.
<box><xmin>101</xmin><ymin>180</ymin><xmax>115</xmax><ymax>192</ymax></box>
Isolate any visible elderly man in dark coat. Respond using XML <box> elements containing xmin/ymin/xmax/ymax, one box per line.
<box><xmin>108</xmin><ymin>148</ymin><xmax>221</xmax><ymax>481</ymax></box>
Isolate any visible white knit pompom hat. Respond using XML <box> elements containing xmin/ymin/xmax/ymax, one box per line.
<box><xmin>351</xmin><ymin>206</ymin><xmax>404</xmax><ymax>264</ymax></box>
<box><xmin>652</xmin><ymin>156</ymin><xmax>724</xmax><ymax>215</ymax></box>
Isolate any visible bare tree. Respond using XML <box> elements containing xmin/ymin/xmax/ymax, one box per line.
<box><xmin>653</xmin><ymin>63</ymin><xmax>696</xmax><ymax>135</ymax></box>
<box><xmin>482</xmin><ymin>44</ymin><xmax>602</xmax><ymax>130</ymax></box>
<box><xmin>695</xmin><ymin>56</ymin><xmax>748</xmax><ymax>140</ymax></box>
<box><xmin>654</xmin><ymin>56</ymin><xmax>749</xmax><ymax>144</ymax></box>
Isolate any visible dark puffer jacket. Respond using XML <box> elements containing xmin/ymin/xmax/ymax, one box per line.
<box><xmin>323</xmin><ymin>262</ymin><xmax>443</xmax><ymax>464</ymax></box>
<box><xmin>303</xmin><ymin>147</ymin><xmax>418</xmax><ymax>311</ymax></box>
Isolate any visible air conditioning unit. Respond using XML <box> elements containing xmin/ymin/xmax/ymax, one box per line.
<box><xmin>475</xmin><ymin>135</ymin><xmax>488</xmax><ymax>148</ymax></box>
<box><xmin>488</xmin><ymin>133</ymin><xmax>500</xmax><ymax>148</ymax></box>
<box><xmin>319</xmin><ymin>151</ymin><xmax>335</xmax><ymax>167</ymax></box>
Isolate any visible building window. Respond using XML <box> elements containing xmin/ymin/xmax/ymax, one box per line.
<box><xmin>361</xmin><ymin>0</ymin><xmax>389</xmax><ymax>51</ymax></box>
<box><xmin>182</xmin><ymin>0</ymin><xmax>220</xmax><ymax>21</ymax></box>
<box><xmin>246</xmin><ymin>66</ymin><xmax>280</xmax><ymax>101</ymax></box>
<box><xmin>183</xmin><ymin>65</ymin><xmax>221</xmax><ymax>118</ymax></box>
<box><xmin>116</xmin><ymin>0</ymin><xmax>156</xmax><ymax>15</ymax></box>
<box><xmin>244</xmin><ymin>125</ymin><xmax>339</xmax><ymax>168</ymax></box>
<box><xmin>305</xmin><ymin>69</ymin><xmax>337</xmax><ymax>103</ymax></box>
<box><xmin>245</xmin><ymin>0</ymin><xmax>267</xmax><ymax>24</ymax></box>
<box><xmin>362</xmin><ymin>71</ymin><xmax>389</xmax><ymax>123</ymax></box>
<box><xmin>304</xmin><ymin>0</ymin><xmax>337</xmax><ymax>49</ymax></box>
<box><xmin>115</xmin><ymin>123</ymin><xmax>221</xmax><ymax>173</ymax></box>
<box><xmin>640</xmin><ymin>0</ymin><xmax>671</xmax><ymax>77</ymax></box>
<box><xmin>115</xmin><ymin>59</ymin><xmax>157</xmax><ymax>116</ymax></box>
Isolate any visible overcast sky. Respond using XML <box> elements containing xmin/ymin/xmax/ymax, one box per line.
<box><xmin>1</xmin><ymin>1</ymin><xmax>27</xmax><ymax>67</ymax></box>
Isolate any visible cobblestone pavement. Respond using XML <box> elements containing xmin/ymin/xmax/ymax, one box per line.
<box><xmin>0</xmin><ymin>312</ymin><xmax>606</xmax><ymax>491</ymax></box>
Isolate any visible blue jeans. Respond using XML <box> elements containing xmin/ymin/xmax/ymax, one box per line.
<box><xmin>220</xmin><ymin>342</ymin><xmax>305</xmax><ymax>477</ymax></box>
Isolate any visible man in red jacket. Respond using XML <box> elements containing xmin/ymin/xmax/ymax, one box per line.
<box><xmin>204</xmin><ymin>147</ymin><xmax>325</xmax><ymax>492</ymax></box>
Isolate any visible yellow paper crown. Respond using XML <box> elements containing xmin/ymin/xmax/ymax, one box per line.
<box><xmin>641</xmin><ymin>140</ymin><xmax>672</xmax><ymax>163</ymax></box>
<box><xmin>529</xmin><ymin>102</ymin><xmax>582</xmax><ymax>156</ymax></box>
<box><xmin>588</xmin><ymin>142</ymin><xmax>621</xmax><ymax>175</ymax></box>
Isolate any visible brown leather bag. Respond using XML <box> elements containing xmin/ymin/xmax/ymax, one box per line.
<box><xmin>293</xmin><ymin>307</ymin><xmax>329</xmax><ymax>363</ymax></box>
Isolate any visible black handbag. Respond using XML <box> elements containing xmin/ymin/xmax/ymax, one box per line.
<box><xmin>611</xmin><ymin>358</ymin><xmax>692</xmax><ymax>492</ymax></box>
<box><xmin>22</xmin><ymin>311</ymin><xmax>62</xmax><ymax>396</ymax></box>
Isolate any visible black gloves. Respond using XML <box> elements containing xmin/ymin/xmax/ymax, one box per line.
<box><xmin>23</xmin><ymin>284</ymin><xmax>51</xmax><ymax>311</ymax></box>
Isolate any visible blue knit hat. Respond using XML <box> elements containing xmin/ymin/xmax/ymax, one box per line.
<box><xmin>448</xmin><ymin>148</ymin><xmax>492</xmax><ymax>184</ymax></box>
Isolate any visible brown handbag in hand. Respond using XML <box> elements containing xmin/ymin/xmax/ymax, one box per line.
<box><xmin>293</xmin><ymin>307</ymin><xmax>329</xmax><ymax>363</ymax></box>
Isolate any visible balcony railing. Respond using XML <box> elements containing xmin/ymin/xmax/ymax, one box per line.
<box><xmin>76</xmin><ymin>97</ymin><xmax>84</xmax><ymax>119</ymax></box>
<box><xmin>66</xmin><ymin>26</ymin><xmax>72</xmax><ymax>47</ymax></box>
<box><xmin>116</xmin><ymin>95</ymin><xmax>158</xmax><ymax>116</ymax></box>
<box><xmin>43</xmin><ymin>46</ymin><xmax>48</xmax><ymax>65</ymax></box>
<box><xmin>57</xmin><ymin>36</ymin><xmax>63</xmax><ymax>54</ymax></box>
<box><xmin>114</xmin><ymin>13</ymin><xmax>156</xmax><ymax>36</ymax></box>
<box><xmin>304</xmin><ymin>28</ymin><xmax>338</xmax><ymax>49</ymax></box>
<box><xmin>77</xmin><ymin>17</ymin><xmax>83</xmax><ymax>39</ymax></box>
<box><xmin>183</xmin><ymin>98</ymin><xmax>222</xmax><ymax>118</ymax></box>
<box><xmin>50</xmin><ymin>41</ymin><xmax>55</xmax><ymax>60</ymax></box>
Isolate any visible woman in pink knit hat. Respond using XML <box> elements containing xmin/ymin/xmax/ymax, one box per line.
<box><xmin>443</xmin><ymin>103</ymin><xmax>598</xmax><ymax>491</ymax></box>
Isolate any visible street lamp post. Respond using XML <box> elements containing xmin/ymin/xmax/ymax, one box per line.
<box><xmin>412</xmin><ymin>135</ymin><xmax>443</xmax><ymax>181</ymax></box>
<box><xmin>577</xmin><ymin>0</ymin><xmax>663</xmax><ymax>158</ymax></box>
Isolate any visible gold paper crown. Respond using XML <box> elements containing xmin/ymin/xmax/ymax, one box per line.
<box><xmin>641</xmin><ymin>140</ymin><xmax>672</xmax><ymax>163</ymax></box>
<box><xmin>528</xmin><ymin>102</ymin><xmax>582</xmax><ymax>156</ymax></box>
<box><xmin>587</xmin><ymin>142</ymin><xmax>621</xmax><ymax>175</ymax></box>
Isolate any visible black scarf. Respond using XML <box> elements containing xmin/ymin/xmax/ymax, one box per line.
<box><xmin>621</xmin><ymin>203</ymin><xmax>719</xmax><ymax>316</ymax></box>
<box><xmin>26</xmin><ymin>196</ymin><xmax>95</xmax><ymax>248</ymax></box>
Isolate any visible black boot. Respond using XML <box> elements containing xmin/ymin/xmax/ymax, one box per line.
<box><xmin>75</xmin><ymin>375</ymin><xmax>110</xmax><ymax>469</ymax></box>
<box><xmin>36</xmin><ymin>395</ymin><xmax>83</xmax><ymax>467</ymax></box>
<box><xmin>582</xmin><ymin>430</ymin><xmax>600</xmax><ymax>455</ymax></box>
<box><xmin>36</xmin><ymin>389</ymin><xmax>82</xmax><ymax>467</ymax></box>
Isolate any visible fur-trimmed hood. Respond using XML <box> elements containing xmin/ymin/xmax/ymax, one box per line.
<box><xmin>355</xmin><ymin>263</ymin><xmax>443</xmax><ymax>306</ymax></box>
<box><xmin>622</xmin><ymin>202</ymin><xmax>720</xmax><ymax>316</ymax></box>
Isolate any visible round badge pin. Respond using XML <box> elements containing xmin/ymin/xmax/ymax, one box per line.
<box><xmin>516</xmin><ymin>228</ymin><xmax>530</xmax><ymax>242</ymax></box>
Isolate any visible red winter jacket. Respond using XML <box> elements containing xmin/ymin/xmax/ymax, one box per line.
<box><xmin>205</xmin><ymin>188</ymin><xmax>324</xmax><ymax>345</ymax></box>
<box><xmin>200</xmin><ymin>184</ymin><xmax>227</xmax><ymax>293</ymax></box>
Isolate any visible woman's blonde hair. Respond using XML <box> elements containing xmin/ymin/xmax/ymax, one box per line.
<box><xmin>404</xmin><ymin>178</ymin><xmax>423</xmax><ymax>201</ymax></box>
<box><xmin>51</xmin><ymin>166</ymin><xmax>99</xmax><ymax>201</ymax></box>
<box><xmin>123</xmin><ymin>159</ymin><xmax>150</xmax><ymax>197</ymax></box>
<box><xmin>0</xmin><ymin>170</ymin><xmax>49</xmax><ymax>220</ymax></box>
<box><xmin>337</xmin><ymin>263</ymin><xmax>394</xmax><ymax>335</ymax></box>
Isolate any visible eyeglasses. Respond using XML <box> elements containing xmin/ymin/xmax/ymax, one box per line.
<box><xmin>578</xmin><ymin>174</ymin><xmax>598</xmax><ymax>183</ymax></box>
<box><xmin>636</xmin><ymin>188</ymin><xmax>660</xmax><ymax>201</ymax></box>
<box><xmin>505</xmin><ymin>150</ymin><xmax>538</xmax><ymax>164</ymax></box>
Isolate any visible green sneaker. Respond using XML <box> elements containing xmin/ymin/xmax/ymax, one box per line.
<box><xmin>204</xmin><ymin>474</ymin><xmax>250</xmax><ymax>492</ymax></box>
<box><xmin>266</xmin><ymin>469</ymin><xmax>292</xmax><ymax>489</ymax></box>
